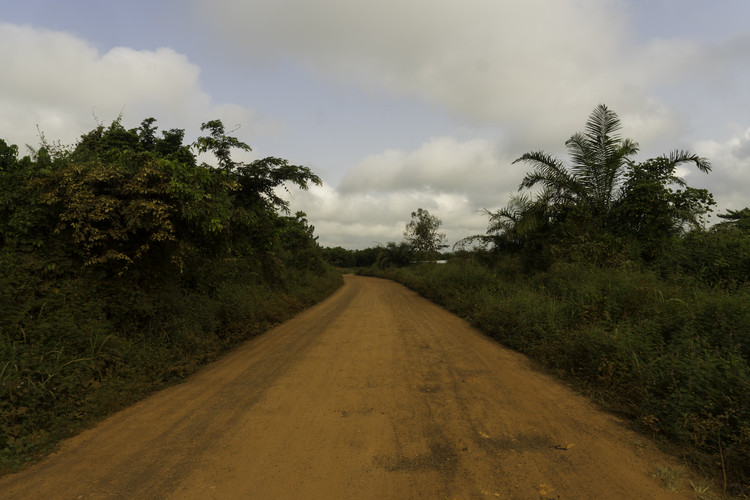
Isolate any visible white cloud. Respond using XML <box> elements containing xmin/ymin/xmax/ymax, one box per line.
<box><xmin>287</xmin><ymin>182</ymin><xmax>490</xmax><ymax>249</ymax></box>
<box><xmin>195</xmin><ymin>0</ymin><xmax>681</xmax><ymax>149</ymax></box>
<box><xmin>339</xmin><ymin>136</ymin><xmax>518</xmax><ymax>207</ymax></box>
<box><xmin>284</xmin><ymin>135</ymin><xmax>523</xmax><ymax>248</ymax></box>
<box><xmin>195</xmin><ymin>1</ymin><xmax>750</xmax><ymax>154</ymax></box>
<box><xmin>693</xmin><ymin>129</ymin><xmax>750</xmax><ymax>214</ymax></box>
<box><xmin>0</xmin><ymin>23</ymin><xmax>264</xmax><ymax>150</ymax></box>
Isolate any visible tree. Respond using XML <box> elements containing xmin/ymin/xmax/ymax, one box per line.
<box><xmin>612</xmin><ymin>156</ymin><xmax>715</xmax><ymax>259</ymax></box>
<box><xmin>514</xmin><ymin>104</ymin><xmax>711</xmax><ymax>233</ymax></box>
<box><xmin>0</xmin><ymin>139</ymin><xmax>19</xmax><ymax>171</ymax></box>
<box><xmin>233</xmin><ymin>157</ymin><xmax>321</xmax><ymax>214</ymax></box>
<box><xmin>2</xmin><ymin>117</ymin><xmax>324</xmax><ymax>277</ymax></box>
<box><xmin>514</xmin><ymin>104</ymin><xmax>639</xmax><ymax>224</ymax></box>
<box><xmin>403</xmin><ymin>208</ymin><xmax>446</xmax><ymax>257</ymax></box>
<box><xmin>320</xmin><ymin>246</ymin><xmax>357</xmax><ymax>268</ymax></box>
<box><xmin>484</xmin><ymin>192</ymin><xmax>554</xmax><ymax>250</ymax></box>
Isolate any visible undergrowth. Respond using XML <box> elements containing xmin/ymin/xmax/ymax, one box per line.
<box><xmin>0</xmin><ymin>254</ymin><xmax>342</xmax><ymax>474</ymax></box>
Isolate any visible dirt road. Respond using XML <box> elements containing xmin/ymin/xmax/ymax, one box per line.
<box><xmin>0</xmin><ymin>275</ymin><xmax>690</xmax><ymax>499</ymax></box>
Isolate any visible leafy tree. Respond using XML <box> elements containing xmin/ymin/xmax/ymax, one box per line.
<box><xmin>233</xmin><ymin>157</ymin><xmax>321</xmax><ymax>214</ymax></box>
<box><xmin>1</xmin><ymin>117</ymin><xmax>323</xmax><ymax>278</ymax></box>
<box><xmin>353</xmin><ymin>246</ymin><xmax>381</xmax><ymax>267</ymax></box>
<box><xmin>457</xmin><ymin>193</ymin><xmax>552</xmax><ymax>248</ymax></box>
<box><xmin>481</xmin><ymin>191</ymin><xmax>557</xmax><ymax>271</ymax></box>
<box><xmin>658</xmin><ymin>225</ymin><xmax>750</xmax><ymax>287</ymax></box>
<box><xmin>484</xmin><ymin>191</ymin><xmax>555</xmax><ymax>251</ymax></box>
<box><xmin>657</xmin><ymin>207</ymin><xmax>750</xmax><ymax>286</ymax></box>
<box><xmin>403</xmin><ymin>208</ymin><xmax>447</xmax><ymax>258</ymax></box>
<box><xmin>612</xmin><ymin>156</ymin><xmax>715</xmax><ymax>259</ymax></box>
<box><xmin>276</xmin><ymin>211</ymin><xmax>324</xmax><ymax>272</ymax></box>
<box><xmin>0</xmin><ymin>139</ymin><xmax>19</xmax><ymax>171</ymax></box>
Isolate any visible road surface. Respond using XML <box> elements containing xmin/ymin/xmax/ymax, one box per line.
<box><xmin>0</xmin><ymin>275</ymin><xmax>690</xmax><ymax>499</ymax></box>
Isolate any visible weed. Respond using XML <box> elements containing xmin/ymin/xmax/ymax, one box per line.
<box><xmin>689</xmin><ymin>480</ymin><xmax>714</xmax><ymax>499</ymax></box>
<box><xmin>651</xmin><ymin>466</ymin><xmax>684</xmax><ymax>492</ymax></box>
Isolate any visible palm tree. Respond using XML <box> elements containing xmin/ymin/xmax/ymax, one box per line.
<box><xmin>716</xmin><ymin>207</ymin><xmax>750</xmax><ymax>231</ymax></box>
<box><xmin>484</xmin><ymin>190</ymin><xmax>554</xmax><ymax>250</ymax></box>
<box><xmin>513</xmin><ymin>104</ymin><xmax>711</xmax><ymax>228</ymax></box>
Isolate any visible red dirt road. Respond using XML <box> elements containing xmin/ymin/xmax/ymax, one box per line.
<box><xmin>0</xmin><ymin>275</ymin><xmax>690</xmax><ymax>499</ymax></box>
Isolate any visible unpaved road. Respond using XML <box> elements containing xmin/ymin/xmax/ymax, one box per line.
<box><xmin>1</xmin><ymin>275</ymin><xmax>690</xmax><ymax>499</ymax></box>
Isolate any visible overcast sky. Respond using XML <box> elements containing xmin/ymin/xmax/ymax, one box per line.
<box><xmin>3</xmin><ymin>0</ymin><xmax>750</xmax><ymax>248</ymax></box>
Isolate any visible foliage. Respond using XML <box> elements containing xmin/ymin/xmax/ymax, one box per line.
<box><xmin>376</xmin><ymin>241</ymin><xmax>413</xmax><ymax>269</ymax></box>
<box><xmin>403</xmin><ymin>208</ymin><xmax>447</xmax><ymax>258</ymax></box>
<box><xmin>515</xmin><ymin>104</ymin><xmax>641</xmax><ymax>222</ymax></box>
<box><xmin>319</xmin><ymin>246</ymin><xmax>378</xmax><ymax>268</ymax></box>
<box><xmin>717</xmin><ymin>207</ymin><xmax>750</xmax><ymax>232</ymax></box>
<box><xmin>657</xmin><ymin>220</ymin><xmax>750</xmax><ymax>288</ymax></box>
<box><xmin>320</xmin><ymin>246</ymin><xmax>358</xmax><ymax>268</ymax></box>
<box><xmin>612</xmin><ymin>157</ymin><xmax>715</xmax><ymax>260</ymax></box>
<box><xmin>0</xmin><ymin>116</ymin><xmax>340</xmax><ymax>472</ymax></box>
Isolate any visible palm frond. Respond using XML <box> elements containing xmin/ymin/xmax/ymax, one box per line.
<box><xmin>585</xmin><ymin>104</ymin><xmax>622</xmax><ymax>146</ymax></box>
<box><xmin>565</xmin><ymin>132</ymin><xmax>596</xmax><ymax>178</ymax></box>
<box><xmin>514</xmin><ymin>151</ymin><xmax>582</xmax><ymax>200</ymax></box>
<box><xmin>513</xmin><ymin>151</ymin><xmax>566</xmax><ymax>172</ymax></box>
<box><xmin>666</xmin><ymin>150</ymin><xmax>712</xmax><ymax>173</ymax></box>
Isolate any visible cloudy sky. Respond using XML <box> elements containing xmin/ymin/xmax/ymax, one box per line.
<box><xmin>3</xmin><ymin>1</ymin><xmax>750</xmax><ymax>248</ymax></box>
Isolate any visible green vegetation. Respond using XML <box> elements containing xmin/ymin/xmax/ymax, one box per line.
<box><xmin>344</xmin><ymin>105</ymin><xmax>750</xmax><ymax>494</ymax></box>
<box><xmin>403</xmin><ymin>208</ymin><xmax>447</xmax><ymax>259</ymax></box>
<box><xmin>320</xmin><ymin>208</ymin><xmax>447</xmax><ymax>271</ymax></box>
<box><xmin>0</xmin><ymin>118</ymin><xmax>341</xmax><ymax>472</ymax></box>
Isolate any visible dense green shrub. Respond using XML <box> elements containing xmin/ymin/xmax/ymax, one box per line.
<box><xmin>658</xmin><ymin>226</ymin><xmax>750</xmax><ymax>288</ymax></box>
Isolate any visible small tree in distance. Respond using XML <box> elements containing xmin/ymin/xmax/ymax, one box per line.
<box><xmin>404</xmin><ymin>208</ymin><xmax>447</xmax><ymax>259</ymax></box>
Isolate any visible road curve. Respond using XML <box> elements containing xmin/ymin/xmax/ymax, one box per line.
<box><xmin>0</xmin><ymin>275</ymin><xmax>689</xmax><ymax>499</ymax></box>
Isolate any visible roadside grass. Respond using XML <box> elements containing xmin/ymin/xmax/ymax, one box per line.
<box><xmin>651</xmin><ymin>465</ymin><xmax>685</xmax><ymax>493</ymax></box>
<box><xmin>360</xmin><ymin>258</ymin><xmax>750</xmax><ymax>494</ymax></box>
<box><xmin>0</xmin><ymin>256</ymin><xmax>342</xmax><ymax>474</ymax></box>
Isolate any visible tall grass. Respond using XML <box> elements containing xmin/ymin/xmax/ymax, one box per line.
<box><xmin>362</xmin><ymin>258</ymin><xmax>750</xmax><ymax>490</ymax></box>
